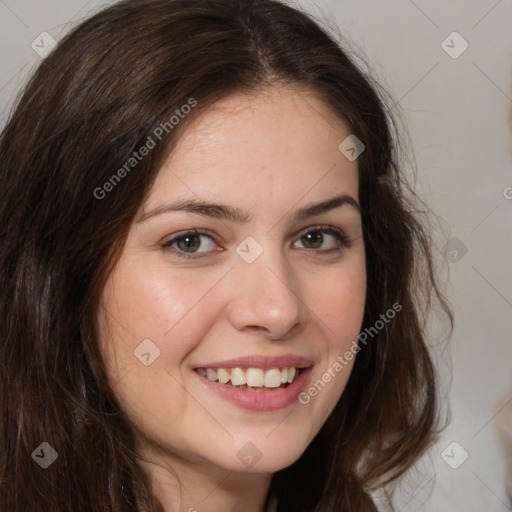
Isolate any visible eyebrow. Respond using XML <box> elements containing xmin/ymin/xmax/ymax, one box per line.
<box><xmin>136</xmin><ymin>193</ymin><xmax>360</xmax><ymax>224</ymax></box>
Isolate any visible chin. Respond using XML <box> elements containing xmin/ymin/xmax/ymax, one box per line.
<box><xmin>217</xmin><ymin>432</ymin><xmax>313</xmax><ymax>474</ymax></box>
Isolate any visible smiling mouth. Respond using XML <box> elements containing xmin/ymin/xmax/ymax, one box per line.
<box><xmin>195</xmin><ymin>366</ymin><xmax>304</xmax><ymax>391</ymax></box>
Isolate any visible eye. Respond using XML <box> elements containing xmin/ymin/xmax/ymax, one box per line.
<box><xmin>293</xmin><ymin>226</ymin><xmax>352</xmax><ymax>254</ymax></box>
<box><xmin>161</xmin><ymin>226</ymin><xmax>352</xmax><ymax>259</ymax></box>
<box><xmin>161</xmin><ymin>229</ymin><xmax>219</xmax><ymax>259</ymax></box>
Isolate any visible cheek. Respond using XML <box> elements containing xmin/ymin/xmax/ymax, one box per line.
<box><xmin>95</xmin><ymin>267</ymin><xmax>208</xmax><ymax>442</ymax></box>
<box><xmin>309</xmin><ymin>258</ymin><xmax>367</xmax><ymax>343</ymax></box>
<box><xmin>101</xmin><ymin>260</ymin><xmax>197</xmax><ymax>338</ymax></box>
<box><xmin>300</xmin><ymin>255</ymin><xmax>366</xmax><ymax>411</ymax></box>
<box><xmin>96</xmin><ymin>259</ymin><xmax>226</xmax><ymax>380</ymax></box>
<box><xmin>112</xmin><ymin>270</ymin><xmax>199</xmax><ymax>337</ymax></box>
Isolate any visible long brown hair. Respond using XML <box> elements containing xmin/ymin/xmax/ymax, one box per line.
<box><xmin>0</xmin><ymin>0</ymin><xmax>452</xmax><ymax>510</ymax></box>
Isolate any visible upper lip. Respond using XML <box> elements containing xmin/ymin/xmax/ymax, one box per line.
<box><xmin>194</xmin><ymin>354</ymin><xmax>314</xmax><ymax>370</ymax></box>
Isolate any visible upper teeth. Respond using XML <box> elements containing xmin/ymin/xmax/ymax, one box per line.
<box><xmin>197</xmin><ymin>367</ymin><xmax>298</xmax><ymax>388</ymax></box>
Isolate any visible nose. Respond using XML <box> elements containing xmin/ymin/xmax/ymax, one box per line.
<box><xmin>225</xmin><ymin>243</ymin><xmax>306</xmax><ymax>341</ymax></box>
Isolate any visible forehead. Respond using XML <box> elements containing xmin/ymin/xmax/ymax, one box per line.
<box><xmin>144</xmin><ymin>85</ymin><xmax>359</xmax><ymax>213</ymax></box>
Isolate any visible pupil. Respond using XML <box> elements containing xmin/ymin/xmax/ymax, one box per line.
<box><xmin>179</xmin><ymin>235</ymin><xmax>199</xmax><ymax>252</ymax></box>
<box><xmin>305</xmin><ymin>231</ymin><xmax>322</xmax><ymax>248</ymax></box>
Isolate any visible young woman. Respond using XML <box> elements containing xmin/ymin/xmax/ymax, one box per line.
<box><xmin>0</xmin><ymin>0</ymin><xmax>452</xmax><ymax>510</ymax></box>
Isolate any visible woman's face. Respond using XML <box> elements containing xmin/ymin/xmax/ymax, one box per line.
<box><xmin>97</xmin><ymin>86</ymin><xmax>366</xmax><ymax>476</ymax></box>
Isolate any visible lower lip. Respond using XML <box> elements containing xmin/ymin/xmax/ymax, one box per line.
<box><xmin>194</xmin><ymin>368</ymin><xmax>312</xmax><ymax>411</ymax></box>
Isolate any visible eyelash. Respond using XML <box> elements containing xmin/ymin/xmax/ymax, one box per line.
<box><xmin>161</xmin><ymin>225</ymin><xmax>352</xmax><ymax>260</ymax></box>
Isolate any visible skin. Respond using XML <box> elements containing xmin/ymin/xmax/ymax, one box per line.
<box><xmin>96</xmin><ymin>84</ymin><xmax>367</xmax><ymax>512</ymax></box>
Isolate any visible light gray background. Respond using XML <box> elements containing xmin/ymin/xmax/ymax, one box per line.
<box><xmin>1</xmin><ymin>1</ymin><xmax>511</xmax><ymax>510</ymax></box>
